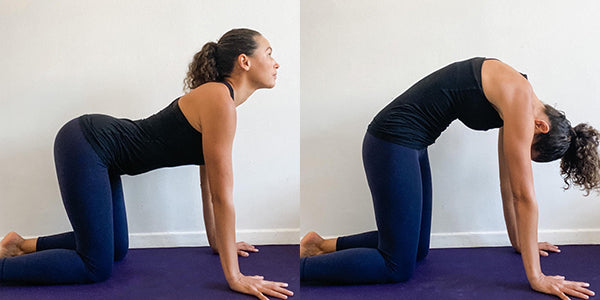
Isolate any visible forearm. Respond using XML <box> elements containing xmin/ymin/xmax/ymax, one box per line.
<box><xmin>212</xmin><ymin>197</ymin><xmax>240</xmax><ymax>282</ymax></box>
<box><xmin>202</xmin><ymin>197</ymin><xmax>219</xmax><ymax>253</ymax></box>
<box><xmin>200</xmin><ymin>166</ymin><xmax>218</xmax><ymax>253</ymax></box>
<box><xmin>514</xmin><ymin>198</ymin><xmax>542</xmax><ymax>283</ymax></box>
<box><xmin>501</xmin><ymin>187</ymin><xmax>520</xmax><ymax>252</ymax></box>
<box><xmin>498</xmin><ymin>128</ymin><xmax>520</xmax><ymax>252</ymax></box>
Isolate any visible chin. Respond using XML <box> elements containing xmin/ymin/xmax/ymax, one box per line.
<box><xmin>264</xmin><ymin>81</ymin><xmax>276</xmax><ymax>89</ymax></box>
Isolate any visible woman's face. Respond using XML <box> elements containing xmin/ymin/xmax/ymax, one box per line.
<box><xmin>247</xmin><ymin>35</ymin><xmax>280</xmax><ymax>89</ymax></box>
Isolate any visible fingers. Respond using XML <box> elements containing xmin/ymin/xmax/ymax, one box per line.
<box><xmin>259</xmin><ymin>281</ymin><xmax>293</xmax><ymax>299</ymax></box>
<box><xmin>548</xmin><ymin>277</ymin><xmax>595</xmax><ymax>300</ymax></box>
<box><xmin>238</xmin><ymin>241</ymin><xmax>259</xmax><ymax>252</ymax></box>
<box><xmin>539</xmin><ymin>242</ymin><xmax>560</xmax><ymax>253</ymax></box>
<box><xmin>237</xmin><ymin>241</ymin><xmax>259</xmax><ymax>257</ymax></box>
<box><xmin>540</xmin><ymin>250</ymin><xmax>548</xmax><ymax>257</ymax></box>
<box><xmin>564</xmin><ymin>281</ymin><xmax>594</xmax><ymax>300</ymax></box>
<box><xmin>233</xmin><ymin>275</ymin><xmax>293</xmax><ymax>300</ymax></box>
<box><xmin>558</xmin><ymin>292</ymin><xmax>570</xmax><ymax>300</ymax></box>
<box><xmin>254</xmin><ymin>292</ymin><xmax>268</xmax><ymax>300</ymax></box>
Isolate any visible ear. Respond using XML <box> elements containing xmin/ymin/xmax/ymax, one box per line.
<box><xmin>534</xmin><ymin>119</ymin><xmax>550</xmax><ymax>134</ymax></box>
<box><xmin>237</xmin><ymin>54</ymin><xmax>251</xmax><ymax>71</ymax></box>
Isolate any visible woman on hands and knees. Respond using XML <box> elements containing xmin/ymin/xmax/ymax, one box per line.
<box><xmin>0</xmin><ymin>28</ymin><xmax>292</xmax><ymax>300</ymax></box>
<box><xmin>301</xmin><ymin>57</ymin><xmax>598</xmax><ymax>300</ymax></box>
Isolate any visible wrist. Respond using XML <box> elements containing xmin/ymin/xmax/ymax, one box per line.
<box><xmin>225</xmin><ymin>271</ymin><xmax>243</xmax><ymax>284</ymax></box>
<box><xmin>527</xmin><ymin>271</ymin><xmax>545</xmax><ymax>287</ymax></box>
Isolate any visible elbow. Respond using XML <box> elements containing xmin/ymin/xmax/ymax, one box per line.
<box><xmin>210</xmin><ymin>192</ymin><xmax>233</xmax><ymax>205</ymax></box>
<box><xmin>510</xmin><ymin>189</ymin><xmax>536</xmax><ymax>204</ymax></box>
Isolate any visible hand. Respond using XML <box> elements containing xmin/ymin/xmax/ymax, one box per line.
<box><xmin>539</xmin><ymin>241</ymin><xmax>560</xmax><ymax>257</ymax></box>
<box><xmin>530</xmin><ymin>274</ymin><xmax>594</xmax><ymax>300</ymax></box>
<box><xmin>228</xmin><ymin>273</ymin><xmax>294</xmax><ymax>300</ymax></box>
<box><xmin>237</xmin><ymin>241</ymin><xmax>259</xmax><ymax>257</ymax></box>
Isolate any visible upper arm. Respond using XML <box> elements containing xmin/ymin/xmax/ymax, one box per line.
<box><xmin>498</xmin><ymin>128</ymin><xmax>510</xmax><ymax>191</ymax></box>
<box><xmin>499</xmin><ymin>89</ymin><xmax>536</xmax><ymax>202</ymax></box>
<box><xmin>484</xmin><ymin>61</ymin><xmax>536</xmax><ymax>202</ymax></box>
<box><xmin>195</xmin><ymin>87</ymin><xmax>237</xmax><ymax>202</ymax></box>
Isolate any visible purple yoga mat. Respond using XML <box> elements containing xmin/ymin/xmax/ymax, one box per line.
<box><xmin>0</xmin><ymin>244</ymin><xmax>299</xmax><ymax>300</ymax></box>
<box><xmin>300</xmin><ymin>245</ymin><xmax>600</xmax><ymax>300</ymax></box>
<box><xmin>2</xmin><ymin>244</ymin><xmax>597</xmax><ymax>299</ymax></box>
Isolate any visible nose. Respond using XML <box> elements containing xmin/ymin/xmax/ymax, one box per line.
<box><xmin>274</xmin><ymin>60</ymin><xmax>280</xmax><ymax>69</ymax></box>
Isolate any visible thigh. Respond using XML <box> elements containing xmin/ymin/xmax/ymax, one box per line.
<box><xmin>362</xmin><ymin>133</ymin><xmax>423</xmax><ymax>270</ymax></box>
<box><xmin>110</xmin><ymin>173</ymin><xmax>129</xmax><ymax>261</ymax></box>
<box><xmin>54</xmin><ymin>119</ymin><xmax>114</xmax><ymax>275</ymax></box>
<box><xmin>417</xmin><ymin>149</ymin><xmax>432</xmax><ymax>261</ymax></box>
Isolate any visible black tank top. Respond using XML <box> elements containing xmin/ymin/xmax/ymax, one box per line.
<box><xmin>79</xmin><ymin>81</ymin><xmax>234</xmax><ymax>175</ymax></box>
<box><xmin>367</xmin><ymin>57</ymin><xmax>514</xmax><ymax>149</ymax></box>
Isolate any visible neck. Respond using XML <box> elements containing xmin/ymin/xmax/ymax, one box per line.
<box><xmin>225</xmin><ymin>76</ymin><xmax>256</xmax><ymax>107</ymax></box>
<box><xmin>532</xmin><ymin>96</ymin><xmax>546</xmax><ymax>120</ymax></box>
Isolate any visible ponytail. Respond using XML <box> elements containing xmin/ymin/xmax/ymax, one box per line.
<box><xmin>533</xmin><ymin>104</ymin><xmax>600</xmax><ymax>195</ymax></box>
<box><xmin>560</xmin><ymin>123</ymin><xmax>600</xmax><ymax>195</ymax></box>
<box><xmin>183</xmin><ymin>42</ymin><xmax>219</xmax><ymax>91</ymax></box>
<box><xmin>183</xmin><ymin>28</ymin><xmax>261</xmax><ymax>91</ymax></box>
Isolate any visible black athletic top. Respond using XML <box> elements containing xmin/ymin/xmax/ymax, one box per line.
<box><xmin>367</xmin><ymin>57</ymin><xmax>519</xmax><ymax>149</ymax></box>
<box><xmin>79</xmin><ymin>81</ymin><xmax>235</xmax><ymax>175</ymax></box>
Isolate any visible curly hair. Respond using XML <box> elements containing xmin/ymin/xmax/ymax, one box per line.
<box><xmin>183</xmin><ymin>28</ymin><xmax>261</xmax><ymax>91</ymax></box>
<box><xmin>560</xmin><ymin>123</ymin><xmax>600</xmax><ymax>195</ymax></box>
<box><xmin>532</xmin><ymin>105</ymin><xmax>600</xmax><ymax>195</ymax></box>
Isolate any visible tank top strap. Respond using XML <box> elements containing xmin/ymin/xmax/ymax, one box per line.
<box><xmin>221</xmin><ymin>81</ymin><xmax>234</xmax><ymax>100</ymax></box>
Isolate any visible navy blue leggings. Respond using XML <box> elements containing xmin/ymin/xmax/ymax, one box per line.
<box><xmin>0</xmin><ymin>119</ymin><xmax>128</xmax><ymax>283</ymax></box>
<box><xmin>300</xmin><ymin>132</ymin><xmax>432</xmax><ymax>284</ymax></box>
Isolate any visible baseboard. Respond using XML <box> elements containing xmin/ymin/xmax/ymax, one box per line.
<box><xmin>129</xmin><ymin>228</ymin><xmax>300</xmax><ymax>249</ymax></box>
<box><xmin>319</xmin><ymin>228</ymin><xmax>600</xmax><ymax>249</ymax></box>
<box><xmin>430</xmin><ymin>228</ymin><xmax>600</xmax><ymax>248</ymax></box>
<box><xmin>28</xmin><ymin>228</ymin><xmax>599</xmax><ymax>249</ymax></box>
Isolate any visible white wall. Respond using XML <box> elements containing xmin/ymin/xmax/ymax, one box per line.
<box><xmin>0</xmin><ymin>0</ymin><xmax>300</xmax><ymax>247</ymax></box>
<box><xmin>300</xmin><ymin>0</ymin><xmax>600</xmax><ymax>247</ymax></box>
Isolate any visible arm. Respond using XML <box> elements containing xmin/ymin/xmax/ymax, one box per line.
<box><xmin>499</xmin><ymin>84</ymin><xmax>543</xmax><ymax>286</ymax></box>
<box><xmin>199</xmin><ymin>165</ymin><xmax>218</xmax><ymax>253</ymax></box>
<box><xmin>200</xmin><ymin>165</ymin><xmax>258</xmax><ymax>256</ymax></box>
<box><xmin>498</xmin><ymin>128</ymin><xmax>520</xmax><ymax>252</ymax></box>
<box><xmin>498</xmin><ymin>130</ymin><xmax>560</xmax><ymax>256</ymax></box>
<box><xmin>484</xmin><ymin>60</ymin><xmax>593</xmax><ymax>299</ymax></box>
<box><xmin>198</xmin><ymin>90</ymin><xmax>239</xmax><ymax>283</ymax></box>
<box><xmin>195</xmin><ymin>84</ymin><xmax>292</xmax><ymax>300</ymax></box>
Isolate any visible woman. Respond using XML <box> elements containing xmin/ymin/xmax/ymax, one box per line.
<box><xmin>0</xmin><ymin>28</ymin><xmax>293</xmax><ymax>300</ymax></box>
<box><xmin>300</xmin><ymin>57</ymin><xmax>599</xmax><ymax>300</ymax></box>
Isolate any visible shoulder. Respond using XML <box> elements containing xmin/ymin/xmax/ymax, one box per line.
<box><xmin>188</xmin><ymin>82</ymin><xmax>232</xmax><ymax>103</ymax></box>
<box><xmin>181</xmin><ymin>82</ymin><xmax>235</xmax><ymax>112</ymax></box>
<box><xmin>481</xmin><ymin>59</ymin><xmax>533</xmax><ymax>113</ymax></box>
<box><xmin>178</xmin><ymin>82</ymin><xmax>236</xmax><ymax>131</ymax></box>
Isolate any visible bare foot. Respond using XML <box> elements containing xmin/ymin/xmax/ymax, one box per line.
<box><xmin>300</xmin><ymin>231</ymin><xmax>327</xmax><ymax>258</ymax></box>
<box><xmin>0</xmin><ymin>232</ymin><xmax>26</xmax><ymax>258</ymax></box>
